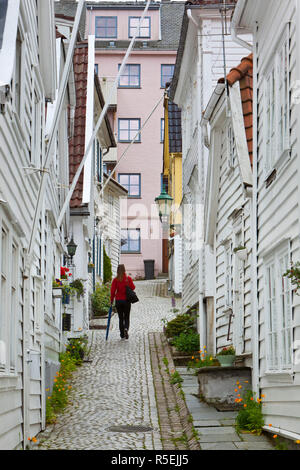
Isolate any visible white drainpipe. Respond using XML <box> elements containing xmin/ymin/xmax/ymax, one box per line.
<box><xmin>231</xmin><ymin>0</ymin><xmax>253</xmax><ymax>51</ymax></box>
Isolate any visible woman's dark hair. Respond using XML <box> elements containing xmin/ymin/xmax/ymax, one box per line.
<box><xmin>116</xmin><ymin>264</ymin><xmax>126</xmax><ymax>281</ymax></box>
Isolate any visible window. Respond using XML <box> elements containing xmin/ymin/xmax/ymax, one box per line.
<box><xmin>14</xmin><ymin>33</ymin><xmax>22</xmax><ymax>116</ymax></box>
<box><xmin>264</xmin><ymin>25</ymin><xmax>290</xmax><ymax>175</ymax></box>
<box><xmin>0</xmin><ymin>217</ymin><xmax>19</xmax><ymax>374</ymax></box>
<box><xmin>129</xmin><ymin>16</ymin><xmax>151</xmax><ymax>38</ymax></box>
<box><xmin>118</xmin><ymin>174</ymin><xmax>141</xmax><ymax>198</ymax></box>
<box><xmin>118</xmin><ymin>64</ymin><xmax>140</xmax><ymax>88</ymax></box>
<box><xmin>227</xmin><ymin>123</ymin><xmax>237</xmax><ymax>170</ymax></box>
<box><xmin>96</xmin><ymin>236</ymin><xmax>102</xmax><ymax>277</ymax></box>
<box><xmin>224</xmin><ymin>241</ymin><xmax>233</xmax><ymax>310</ymax></box>
<box><xmin>121</xmin><ymin>229</ymin><xmax>141</xmax><ymax>253</ymax></box>
<box><xmin>161</xmin><ymin>64</ymin><xmax>175</xmax><ymax>88</ymax></box>
<box><xmin>95</xmin><ymin>16</ymin><xmax>117</xmax><ymax>38</ymax></box>
<box><xmin>95</xmin><ymin>64</ymin><xmax>98</xmax><ymax>75</ymax></box>
<box><xmin>118</xmin><ymin>118</ymin><xmax>141</xmax><ymax>142</ymax></box>
<box><xmin>161</xmin><ymin>118</ymin><xmax>165</xmax><ymax>143</ymax></box>
<box><xmin>95</xmin><ymin>140</ymin><xmax>102</xmax><ymax>183</ymax></box>
<box><xmin>265</xmin><ymin>242</ymin><xmax>293</xmax><ymax>371</ymax></box>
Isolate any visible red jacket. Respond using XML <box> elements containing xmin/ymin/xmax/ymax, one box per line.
<box><xmin>111</xmin><ymin>275</ymin><xmax>135</xmax><ymax>303</ymax></box>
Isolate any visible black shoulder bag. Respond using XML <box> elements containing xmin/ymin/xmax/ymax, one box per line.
<box><xmin>125</xmin><ymin>277</ymin><xmax>139</xmax><ymax>304</ymax></box>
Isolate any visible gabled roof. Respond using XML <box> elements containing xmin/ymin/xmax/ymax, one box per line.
<box><xmin>69</xmin><ymin>45</ymin><xmax>89</xmax><ymax>209</ymax></box>
<box><xmin>69</xmin><ymin>42</ymin><xmax>116</xmax><ymax>209</ymax></box>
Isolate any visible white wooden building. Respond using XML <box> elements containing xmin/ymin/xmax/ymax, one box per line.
<box><xmin>233</xmin><ymin>0</ymin><xmax>300</xmax><ymax>440</ymax></box>
<box><xmin>0</xmin><ymin>0</ymin><xmax>72</xmax><ymax>449</ymax></box>
<box><xmin>169</xmin><ymin>1</ymin><xmax>250</xmax><ymax>338</ymax></box>
<box><xmin>66</xmin><ymin>36</ymin><xmax>116</xmax><ymax>333</ymax></box>
<box><xmin>203</xmin><ymin>54</ymin><xmax>253</xmax><ymax>362</ymax></box>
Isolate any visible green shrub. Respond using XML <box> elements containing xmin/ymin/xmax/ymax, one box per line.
<box><xmin>164</xmin><ymin>314</ymin><xmax>195</xmax><ymax>339</ymax></box>
<box><xmin>187</xmin><ymin>354</ymin><xmax>220</xmax><ymax>370</ymax></box>
<box><xmin>91</xmin><ymin>283</ymin><xmax>111</xmax><ymax>317</ymax></box>
<box><xmin>172</xmin><ymin>331</ymin><xmax>200</xmax><ymax>353</ymax></box>
<box><xmin>66</xmin><ymin>336</ymin><xmax>88</xmax><ymax>365</ymax></box>
<box><xmin>46</xmin><ymin>352</ymin><xmax>78</xmax><ymax>423</ymax></box>
<box><xmin>235</xmin><ymin>390</ymin><xmax>265</xmax><ymax>435</ymax></box>
<box><xmin>103</xmin><ymin>247</ymin><xmax>112</xmax><ymax>284</ymax></box>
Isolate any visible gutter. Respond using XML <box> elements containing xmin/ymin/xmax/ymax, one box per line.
<box><xmin>201</xmin><ymin>83</ymin><xmax>225</xmax><ymax>148</ymax></box>
<box><xmin>263</xmin><ymin>425</ymin><xmax>300</xmax><ymax>443</ymax></box>
<box><xmin>231</xmin><ymin>0</ymin><xmax>252</xmax><ymax>51</ymax></box>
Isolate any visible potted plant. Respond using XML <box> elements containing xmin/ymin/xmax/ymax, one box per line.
<box><xmin>283</xmin><ymin>261</ymin><xmax>300</xmax><ymax>295</ymax></box>
<box><xmin>69</xmin><ymin>279</ymin><xmax>85</xmax><ymax>300</ymax></box>
<box><xmin>52</xmin><ymin>279</ymin><xmax>63</xmax><ymax>298</ymax></box>
<box><xmin>233</xmin><ymin>245</ymin><xmax>247</xmax><ymax>261</ymax></box>
<box><xmin>60</xmin><ymin>266</ymin><xmax>72</xmax><ymax>282</ymax></box>
<box><xmin>216</xmin><ymin>346</ymin><xmax>236</xmax><ymax>367</ymax></box>
<box><xmin>88</xmin><ymin>262</ymin><xmax>94</xmax><ymax>273</ymax></box>
<box><xmin>62</xmin><ymin>284</ymin><xmax>72</xmax><ymax>304</ymax></box>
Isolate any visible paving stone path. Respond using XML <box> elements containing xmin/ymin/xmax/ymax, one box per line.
<box><xmin>37</xmin><ymin>280</ymin><xmax>276</xmax><ymax>451</ymax></box>
<box><xmin>38</xmin><ymin>280</ymin><xmax>180</xmax><ymax>450</ymax></box>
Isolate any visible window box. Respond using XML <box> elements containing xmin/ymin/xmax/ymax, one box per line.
<box><xmin>52</xmin><ymin>287</ymin><xmax>63</xmax><ymax>299</ymax></box>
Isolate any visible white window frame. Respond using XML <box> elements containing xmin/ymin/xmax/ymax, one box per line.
<box><xmin>264</xmin><ymin>240</ymin><xmax>293</xmax><ymax>373</ymax></box>
<box><xmin>223</xmin><ymin>239</ymin><xmax>233</xmax><ymax>312</ymax></box>
<box><xmin>0</xmin><ymin>213</ymin><xmax>20</xmax><ymax>376</ymax></box>
<box><xmin>263</xmin><ymin>24</ymin><xmax>290</xmax><ymax>178</ymax></box>
<box><xmin>227</xmin><ymin>120</ymin><xmax>237</xmax><ymax>172</ymax></box>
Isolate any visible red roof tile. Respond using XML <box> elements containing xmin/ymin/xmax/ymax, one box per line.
<box><xmin>68</xmin><ymin>44</ymin><xmax>88</xmax><ymax>208</ymax></box>
<box><xmin>219</xmin><ymin>54</ymin><xmax>253</xmax><ymax>166</ymax></box>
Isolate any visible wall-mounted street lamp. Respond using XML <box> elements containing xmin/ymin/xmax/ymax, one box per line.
<box><xmin>67</xmin><ymin>237</ymin><xmax>77</xmax><ymax>264</ymax></box>
<box><xmin>155</xmin><ymin>188</ymin><xmax>173</xmax><ymax>222</ymax></box>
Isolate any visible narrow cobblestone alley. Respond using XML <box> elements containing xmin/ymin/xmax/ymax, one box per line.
<box><xmin>38</xmin><ymin>281</ymin><xmax>179</xmax><ymax>451</ymax></box>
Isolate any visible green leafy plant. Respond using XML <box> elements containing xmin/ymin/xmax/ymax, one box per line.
<box><xmin>103</xmin><ymin>246</ymin><xmax>112</xmax><ymax>284</ymax></box>
<box><xmin>216</xmin><ymin>346</ymin><xmax>235</xmax><ymax>356</ymax></box>
<box><xmin>169</xmin><ymin>370</ymin><xmax>183</xmax><ymax>385</ymax></box>
<box><xmin>187</xmin><ymin>353</ymin><xmax>220</xmax><ymax>370</ymax></box>
<box><xmin>172</xmin><ymin>331</ymin><xmax>200</xmax><ymax>353</ymax></box>
<box><xmin>66</xmin><ymin>336</ymin><xmax>88</xmax><ymax>365</ymax></box>
<box><xmin>283</xmin><ymin>261</ymin><xmax>300</xmax><ymax>295</ymax></box>
<box><xmin>69</xmin><ymin>278</ymin><xmax>85</xmax><ymax>299</ymax></box>
<box><xmin>91</xmin><ymin>283</ymin><xmax>111</xmax><ymax>317</ymax></box>
<box><xmin>164</xmin><ymin>314</ymin><xmax>195</xmax><ymax>339</ymax></box>
<box><xmin>46</xmin><ymin>351</ymin><xmax>79</xmax><ymax>423</ymax></box>
<box><xmin>235</xmin><ymin>390</ymin><xmax>265</xmax><ymax>435</ymax></box>
<box><xmin>233</xmin><ymin>245</ymin><xmax>246</xmax><ymax>253</ymax></box>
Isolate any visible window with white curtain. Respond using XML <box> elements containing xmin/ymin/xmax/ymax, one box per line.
<box><xmin>264</xmin><ymin>242</ymin><xmax>293</xmax><ymax>372</ymax></box>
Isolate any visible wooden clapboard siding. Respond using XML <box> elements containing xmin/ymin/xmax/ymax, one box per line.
<box><xmin>0</xmin><ymin>1</ymin><xmax>65</xmax><ymax>449</ymax></box>
<box><xmin>254</xmin><ymin>0</ymin><xmax>300</xmax><ymax>434</ymax></box>
<box><xmin>210</xmin><ymin>102</ymin><xmax>252</xmax><ymax>355</ymax></box>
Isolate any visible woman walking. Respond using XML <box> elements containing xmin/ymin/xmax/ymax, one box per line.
<box><xmin>110</xmin><ymin>264</ymin><xmax>136</xmax><ymax>340</ymax></box>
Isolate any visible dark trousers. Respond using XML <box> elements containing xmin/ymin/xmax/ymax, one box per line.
<box><xmin>116</xmin><ymin>300</ymin><xmax>131</xmax><ymax>338</ymax></box>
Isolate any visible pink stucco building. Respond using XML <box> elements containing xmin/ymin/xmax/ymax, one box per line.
<box><xmin>85</xmin><ymin>1</ymin><xmax>184</xmax><ymax>279</ymax></box>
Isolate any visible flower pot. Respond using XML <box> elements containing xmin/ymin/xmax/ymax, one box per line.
<box><xmin>52</xmin><ymin>288</ymin><xmax>62</xmax><ymax>299</ymax></box>
<box><xmin>236</xmin><ymin>248</ymin><xmax>247</xmax><ymax>261</ymax></box>
<box><xmin>217</xmin><ymin>355</ymin><xmax>236</xmax><ymax>367</ymax></box>
<box><xmin>62</xmin><ymin>293</ymin><xmax>70</xmax><ymax>304</ymax></box>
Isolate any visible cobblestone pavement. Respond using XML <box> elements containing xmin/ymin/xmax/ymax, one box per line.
<box><xmin>38</xmin><ymin>280</ymin><xmax>179</xmax><ymax>450</ymax></box>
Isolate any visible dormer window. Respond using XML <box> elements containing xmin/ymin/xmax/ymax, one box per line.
<box><xmin>129</xmin><ymin>16</ymin><xmax>151</xmax><ymax>39</ymax></box>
